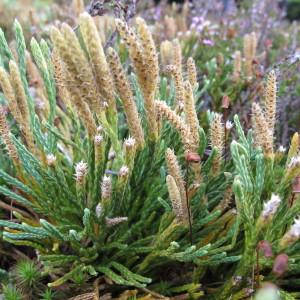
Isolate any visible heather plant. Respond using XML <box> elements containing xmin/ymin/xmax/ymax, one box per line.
<box><xmin>0</xmin><ymin>8</ymin><xmax>300</xmax><ymax>300</ymax></box>
<box><xmin>146</xmin><ymin>0</ymin><xmax>300</xmax><ymax>138</ymax></box>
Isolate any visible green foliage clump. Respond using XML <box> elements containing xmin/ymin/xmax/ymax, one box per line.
<box><xmin>0</xmin><ymin>6</ymin><xmax>299</xmax><ymax>300</ymax></box>
<box><xmin>2</xmin><ymin>284</ymin><xmax>22</xmax><ymax>300</ymax></box>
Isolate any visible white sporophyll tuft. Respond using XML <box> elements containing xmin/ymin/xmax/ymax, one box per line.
<box><xmin>278</xmin><ymin>145</ymin><xmax>286</xmax><ymax>153</ymax></box>
<box><xmin>46</xmin><ymin>154</ymin><xmax>56</xmax><ymax>166</ymax></box>
<box><xmin>280</xmin><ymin>216</ymin><xmax>300</xmax><ymax>248</ymax></box>
<box><xmin>289</xmin><ymin>218</ymin><xmax>300</xmax><ymax>238</ymax></box>
<box><xmin>75</xmin><ymin>161</ymin><xmax>88</xmax><ymax>184</ymax></box>
<box><xmin>35</xmin><ymin>250</ymin><xmax>41</xmax><ymax>261</ymax></box>
<box><xmin>119</xmin><ymin>165</ymin><xmax>129</xmax><ymax>177</ymax></box>
<box><xmin>225</xmin><ymin>120</ymin><xmax>233</xmax><ymax>130</ymax></box>
<box><xmin>94</xmin><ymin>134</ymin><xmax>103</xmax><ymax>145</ymax></box>
<box><xmin>101</xmin><ymin>176</ymin><xmax>112</xmax><ymax>200</ymax></box>
<box><xmin>288</xmin><ymin>155</ymin><xmax>300</xmax><ymax>169</ymax></box>
<box><xmin>105</xmin><ymin>216</ymin><xmax>128</xmax><ymax>226</ymax></box>
<box><xmin>262</xmin><ymin>194</ymin><xmax>281</xmax><ymax>219</ymax></box>
<box><xmin>95</xmin><ymin>203</ymin><xmax>102</xmax><ymax>218</ymax></box>
<box><xmin>108</xmin><ymin>150</ymin><xmax>116</xmax><ymax>160</ymax></box>
<box><xmin>96</xmin><ymin>125</ymin><xmax>103</xmax><ymax>133</ymax></box>
<box><xmin>124</xmin><ymin>137</ymin><xmax>136</xmax><ymax>149</ymax></box>
<box><xmin>178</xmin><ymin>101</ymin><xmax>185</xmax><ymax>111</ymax></box>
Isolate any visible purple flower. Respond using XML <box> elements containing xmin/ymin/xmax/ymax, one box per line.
<box><xmin>203</xmin><ymin>39</ymin><xmax>214</xmax><ymax>46</ymax></box>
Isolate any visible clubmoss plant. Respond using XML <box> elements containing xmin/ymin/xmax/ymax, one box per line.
<box><xmin>0</xmin><ymin>13</ymin><xmax>299</xmax><ymax>300</ymax></box>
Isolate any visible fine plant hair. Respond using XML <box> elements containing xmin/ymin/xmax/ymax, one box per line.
<box><xmin>79</xmin><ymin>13</ymin><xmax>117</xmax><ymax>117</ymax></box>
<box><xmin>166</xmin><ymin>175</ymin><xmax>183</xmax><ymax>221</ymax></box>
<box><xmin>187</xmin><ymin>57</ymin><xmax>197</xmax><ymax>88</ymax></box>
<box><xmin>115</xmin><ymin>17</ymin><xmax>158</xmax><ymax>141</ymax></box>
<box><xmin>243</xmin><ymin>32</ymin><xmax>257</xmax><ymax>79</ymax></box>
<box><xmin>172</xmin><ymin>39</ymin><xmax>183</xmax><ymax>75</ymax></box>
<box><xmin>183</xmin><ymin>81</ymin><xmax>200</xmax><ymax>151</ymax></box>
<box><xmin>107</xmin><ymin>47</ymin><xmax>145</xmax><ymax>149</ymax></box>
<box><xmin>0</xmin><ymin>12</ymin><xmax>300</xmax><ymax>300</ymax></box>
<box><xmin>165</xmin><ymin>148</ymin><xmax>188</xmax><ymax>223</ymax></box>
<box><xmin>160</xmin><ymin>40</ymin><xmax>173</xmax><ymax>67</ymax></box>
<box><xmin>210</xmin><ymin>113</ymin><xmax>224</xmax><ymax>172</ymax></box>
<box><xmin>263</xmin><ymin>70</ymin><xmax>277</xmax><ymax>136</ymax></box>
<box><xmin>155</xmin><ymin>100</ymin><xmax>193</xmax><ymax>152</ymax></box>
<box><xmin>0</xmin><ymin>106</ymin><xmax>19</xmax><ymax>165</ymax></box>
<box><xmin>165</xmin><ymin>64</ymin><xmax>185</xmax><ymax>109</ymax></box>
<box><xmin>232</xmin><ymin>50</ymin><xmax>242</xmax><ymax>82</ymax></box>
<box><xmin>0</xmin><ymin>67</ymin><xmax>23</xmax><ymax>126</ymax></box>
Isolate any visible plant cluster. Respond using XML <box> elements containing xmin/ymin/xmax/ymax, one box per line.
<box><xmin>0</xmin><ymin>1</ymin><xmax>300</xmax><ymax>299</ymax></box>
<box><xmin>145</xmin><ymin>0</ymin><xmax>300</xmax><ymax>143</ymax></box>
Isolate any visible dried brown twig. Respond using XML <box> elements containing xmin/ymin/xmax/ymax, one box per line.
<box><xmin>86</xmin><ymin>0</ymin><xmax>139</xmax><ymax>50</ymax></box>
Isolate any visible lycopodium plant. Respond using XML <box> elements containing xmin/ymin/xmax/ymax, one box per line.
<box><xmin>0</xmin><ymin>13</ymin><xmax>299</xmax><ymax>300</ymax></box>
